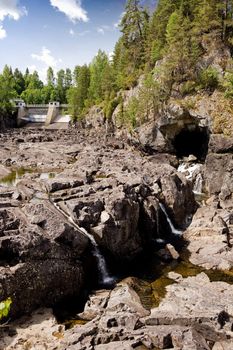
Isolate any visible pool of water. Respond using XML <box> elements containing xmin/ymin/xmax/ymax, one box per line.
<box><xmin>0</xmin><ymin>168</ymin><xmax>33</xmax><ymax>187</ymax></box>
<box><xmin>0</xmin><ymin>168</ymin><xmax>57</xmax><ymax>187</ymax></box>
<box><xmin>139</xmin><ymin>258</ymin><xmax>233</xmax><ymax>310</ymax></box>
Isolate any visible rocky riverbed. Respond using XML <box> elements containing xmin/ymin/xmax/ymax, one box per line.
<box><xmin>0</xmin><ymin>126</ymin><xmax>233</xmax><ymax>349</ymax></box>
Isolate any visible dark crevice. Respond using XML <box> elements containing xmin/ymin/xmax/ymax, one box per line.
<box><xmin>173</xmin><ymin>126</ymin><xmax>210</xmax><ymax>161</ymax></box>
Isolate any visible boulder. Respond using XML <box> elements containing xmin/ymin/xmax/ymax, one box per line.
<box><xmin>0</xmin><ymin>197</ymin><xmax>89</xmax><ymax>318</ymax></box>
<box><xmin>183</xmin><ymin>205</ymin><xmax>233</xmax><ymax>270</ymax></box>
<box><xmin>60</xmin><ymin>273</ymin><xmax>233</xmax><ymax>350</ymax></box>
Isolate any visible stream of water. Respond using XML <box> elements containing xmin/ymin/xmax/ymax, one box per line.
<box><xmin>159</xmin><ymin>203</ymin><xmax>183</xmax><ymax>236</ymax></box>
<box><xmin>51</xmin><ymin>200</ymin><xmax>115</xmax><ymax>287</ymax></box>
<box><xmin>193</xmin><ymin>173</ymin><xmax>203</xmax><ymax>194</ymax></box>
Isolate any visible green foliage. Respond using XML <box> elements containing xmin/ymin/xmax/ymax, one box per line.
<box><xmin>104</xmin><ymin>94</ymin><xmax>120</xmax><ymax>119</ymax></box>
<box><xmin>88</xmin><ymin>50</ymin><xmax>113</xmax><ymax>104</ymax></box>
<box><xmin>113</xmin><ymin>0</ymin><xmax>149</xmax><ymax>89</ymax></box>
<box><xmin>0</xmin><ymin>0</ymin><xmax>230</xmax><ymax>123</ymax></box>
<box><xmin>120</xmin><ymin>72</ymin><xmax>169</xmax><ymax>128</ymax></box>
<box><xmin>0</xmin><ymin>66</ymin><xmax>17</xmax><ymax>114</ymax></box>
<box><xmin>124</xmin><ymin>96</ymin><xmax>139</xmax><ymax>128</ymax></box>
<box><xmin>13</xmin><ymin>68</ymin><xmax>25</xmax><ymax>95</ymax></box>
<box><xmin>198</xmin><ymin>67</ymin><xmax>219</xmax><ymax>90</ymax></box>
<box><xmin>67</xmin><ymin>65</ymin><xmax>90</xmax><ymax>121</ymax></box>
<box><xmin>223</xmin><ymin>71</ymin><xmax>233</xmax><ymax>98</ymax></box>
<box><xmin>47</xmin><ymin>67</ymin><xmax>55</xmax><ymax>86</ymax></box>
<box><xmin>180</xmin><ymin>80</ymin><xmax>197</xmax><ymax>95</ymax></box>
<box><xmin>0</xmin><ymin>298</ymin><xmax>12</xmax><ymax>321</ymax></box>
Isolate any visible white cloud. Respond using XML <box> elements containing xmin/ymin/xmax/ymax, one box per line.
<box><xmin>0</xmin><ymin>24</ymin><xmax>6</xmax><ymax>39</ymax></box>
<box><xmin>97</xmin><ymin>25</ymin><xmax>111</xmax><ymax>35</ymax></box>
<box><xmin>69</xmin><ymin>28</ymin><xmax>74</xmax><ymax>36</ymax></box>
<box><xmin>50</xmin><ymin>0</ymin><xmax>88</xmax><ymax>23</ymax></box>
<box><xmin>97</xmin><ymin>27</ymin><xmax>104</xmax><ymax>35</ymax></box>
<box><xmin>31</xmin><ymin>47</ymin><xmax>61</xmax><ymax>68</ymax></box>
<box><xmin>0</xmin><ymin>0</ymin><xmax>27</xmax><ymax>38</ymax></box>
<box><xmin>0</xmin><ymin>0</ymin><xmax>27</xmax><ymax>21</ymax></box>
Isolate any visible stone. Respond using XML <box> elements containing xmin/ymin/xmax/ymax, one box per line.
<box><xmin>166</xmin><ymin>244</ymin><xmax>179</xmax><ymax>260</ymax></box>
<box><xmin>183</xmin><ymin>205</ymin><xmax>233</xmax><ymax>270</ymax></box>
<box><xmin>0</xmin><ymin>308</ymin><xmax>62</xmax><ymax>350</ymax></box>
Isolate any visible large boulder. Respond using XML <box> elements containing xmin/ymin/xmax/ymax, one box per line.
<box><xmin>0</xmin><ymin>193</ymin><xmax>89</xmax><ymax>318</ymax></box>
<box><xmin>183</xmin><ymin>204</ymin><xmax>233</xmax><ymax>270</ymax></box>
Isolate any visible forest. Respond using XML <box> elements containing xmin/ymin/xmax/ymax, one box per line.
<box><xmin>1</xmin><ymin>0</ymin><xmax>233</xmax><ymax>125</ymax></box>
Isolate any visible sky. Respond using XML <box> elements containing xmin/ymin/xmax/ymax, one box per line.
<box><xmin>0</xmin><ymin>0</ymin><xmax>126</xmax><ymax>81</ymax></box>
<box><xmin>0</xmin><ymin>0</ymin><xmax>156</xmax><ymax>81</ymax></box>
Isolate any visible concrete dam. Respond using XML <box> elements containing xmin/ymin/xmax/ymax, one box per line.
<box><xmin>16</xmin><ymin>101</ymin><xmax>71</xmax><ymax>129</ymax></box>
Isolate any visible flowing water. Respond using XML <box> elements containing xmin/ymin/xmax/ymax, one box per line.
<box><xmin>159</xmin><ymin>203</ymin><xmax>183</xmax><ymax>236</ymax></box>
<box><xmin>193</xmin><ymin>173</ymin><xmax>203</xmax><ymax>194</ymax></box>
<box><xmin>51</xmin><ymin>200</ymin><xmax>115</xmax><ymax>287</ymax></box>
<box><xmin>178</xmin><ymin>163</ymin><xmax>202</xmax><ymax>180</ymax></box>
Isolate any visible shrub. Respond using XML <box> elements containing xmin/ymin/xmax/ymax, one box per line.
<box><xmin>223</xmin><ymin>71</ymin><xmax>233</xmax><ymax>99</ymax></box>
<box><xmin>180</xmin><ymin>80</ymin><xmax>197</xmax><ymax>96</ymax></box>
<box><xmin>0</xmin><ymin>298</ymin><xmax>12</xmax><ymax>321</ymax></box>
<box><xmin>104</xmin><ymin>97</ymin><xmax>120</xmax><ymax>119</ymax></box>
<box><xmin>124</xmin><ymin>96</ymin><xmax>139</xmax><ymax>128</ymax></box>
<box><xmin>198</xmin><ymin>67</ymin><xmax>219</xmax><ymax>91</ymax></box>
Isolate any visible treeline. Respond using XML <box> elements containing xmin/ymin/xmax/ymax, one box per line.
<box><xmin>2</xmin><ymin>0</ymin><xmax>233</xmax><ymax>122</ymax></box>
<box><xmin>0</xmin><ymin>65</ymin><xmax>72</xmax><ymax>105</ymax></box>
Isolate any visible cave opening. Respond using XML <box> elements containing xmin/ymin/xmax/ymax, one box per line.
<box><xmin>173</xmin><ymin>126</ymin><xmax>209</xmax><ymax>161</ymax></box>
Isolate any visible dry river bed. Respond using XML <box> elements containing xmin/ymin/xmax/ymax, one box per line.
<box><xmin>0</xmin><ymin>127</ymin><xmax>233</xmax><ymax>349</ymax></box>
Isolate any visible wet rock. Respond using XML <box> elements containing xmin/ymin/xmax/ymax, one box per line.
<box><xmin>160</xmin><ymin>171</ymin><xmax>196</xmax><ymax>227</ymax></box>
<box><xmin>0</xmin><ymin>196</ymin><xmax>89</xmax><ymax>318</ymax></box>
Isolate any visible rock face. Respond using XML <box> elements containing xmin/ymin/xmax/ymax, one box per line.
<box><xmin>59</xmin><ymin>273</ymin><xmax>233</xmax><ymax>350</ymax></box>
<box><xmin>181</xmin><ymin>132</ymin><xmax>233</xmax><ymax>270</ymax></box>
<box><xmin>183</xmin><ymin>204</ymin><xmax>233</xmax><ymax>270</ymax></box>
<box><xmin>0</xmin><ymin>193</ymin><xmax>89</xmax><ymax>318</ymax></box>
<box><xmin>48</xmin><ymin>147</ymin><xmax>195</xmax><ymax>260</ymax></box>
<box><xmin>0</xmin><ymin>127</ymin><xmax>196</xmax><ymax>319</ymax></box>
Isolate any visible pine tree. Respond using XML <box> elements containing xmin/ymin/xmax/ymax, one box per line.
<box><xmin>13</xmin><ymin>68</ymin><xmax>25</xmax><ymax>96</ymax></box>
<box><xmin>47</xmin><ymin>67</ymin><xmax>55</xmax><ymax>86</ymax></box>
<box><xmin>147</xmin><ymin>0</ymin><xmax>180</xmax><ymax>64</ymax></box>
<box><xmin>64</xmin><ymin>68</ymin><xmax>72</xmax><ymax>89</ymax></box>
<box><xmin>67</xmin><ymin>65</ymin><xmax>90</xmax><ymax>120</ymax></box>
<box><xmin>88</xmin><ymin>50</ymin><xmax>111</xmax><ymax>103</ymax></box>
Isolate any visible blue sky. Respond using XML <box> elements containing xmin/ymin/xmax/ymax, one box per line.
<box><xmin>0</xmin><ymin>0</ymin><xmax>126</xmax><ymax>80</ymax></box>
<box><xmin>0</xmin><ymin>0</ymin><xmax>155</xmax><ymax>80</ymax></box>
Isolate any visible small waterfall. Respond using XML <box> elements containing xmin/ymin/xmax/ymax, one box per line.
<box><xmin>155</xmin><ymin>206</ymin><xmax>166</xmax><ymax>244</ymax></box>
<box><xmin>51</xmin><ymin>200</ymin><xmax>115</xmax><ymax>286</ymax></box>
<box><xmin>193</xmin><ymin>173</ymin><xmax>203</xmax><ymax>195</ymax></box>
<box><xmin>178</xmin><ymin>163</ymin><xmax>202</xmax><ymax>180</ymax></box>
<box><xmin>78</xmin><ymin>225</ymin><xmax>115</xmax><ymax>286</ymax></box>
<box><xmin>159</xmin><ymin>203</ymin><xmax>182</xmax><ymax>236</ymax></box>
